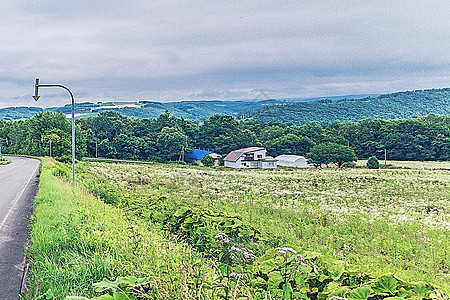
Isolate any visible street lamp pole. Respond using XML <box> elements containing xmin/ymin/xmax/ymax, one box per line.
<box><xmin>33</xmin><ymin>78</ymin><xmax>76</xmax><ymax>184</ymax></box>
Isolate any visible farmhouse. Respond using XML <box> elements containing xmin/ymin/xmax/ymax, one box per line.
<box><xmin>185</xmin><ymin>149</ymin><xmax>221</xmax><ymax>166</ymax></box>
<box><xmin>224</xmin><ymin>147</ymin><xmax>277</xmax><ymax>169</ymax></box>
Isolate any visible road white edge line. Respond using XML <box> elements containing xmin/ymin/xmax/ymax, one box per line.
<box><xmin>0</xmin><ymin>162</ymin><xmax>39</xmax><ymax>232</ymax></box>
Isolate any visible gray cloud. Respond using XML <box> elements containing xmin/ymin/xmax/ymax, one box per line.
<box><xmin>1</xmin><ymin>0</ymin><xmax>449</xmax><ymax>107</ymax></box>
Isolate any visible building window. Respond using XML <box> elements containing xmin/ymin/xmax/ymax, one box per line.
<box><xmin>257</xmin><ymin>154</ymin><xmax>262</xmax><ymax>159</ymax></box>
<box><xmin>244</xmin><ymin>154</ymin><xmax>254</xmax><ymax>160</ymax></box>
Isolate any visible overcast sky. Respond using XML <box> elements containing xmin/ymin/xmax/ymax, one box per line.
<box><xmin>1</xmin><ymin>1</ymin><xmax>449</xmax><ymax>108</ymax></box>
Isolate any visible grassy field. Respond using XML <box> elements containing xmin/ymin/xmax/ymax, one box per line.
<box><xmin>356</xmin><ymin>160</ymin><xmax>450</xmax><ymax>170</ymax></box>
<box><xmin>27</xmin><ymin>159</ymin><xmax>450</xmax><ymax>299</ymax></box>
<box><xmin>87</xmin><ymin>161</ymin><xmax>450</xmax><ymax>287</ymax></box>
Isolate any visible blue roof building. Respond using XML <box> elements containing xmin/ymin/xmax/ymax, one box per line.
<box><xmin>185</xmin><ymin>149</ymin><xmax>213</xmax><ymax>161</ymax></box>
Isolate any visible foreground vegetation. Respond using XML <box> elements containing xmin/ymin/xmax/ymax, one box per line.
<box><xmin>27</xmin><ymin>158</ymin><xmax>227</xmax><ymax>299</ymax></box>
<box><xmin>86</xmin><ymin>161</ymin><xmax>450</xmax><ymax>286</ymax></box>
<box><xmin>26</xmin><ymin>158</ymin><xmax>450</xmax><ymax>299</ymax></box>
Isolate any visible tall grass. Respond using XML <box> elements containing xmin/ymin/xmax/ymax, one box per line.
<box><xmin>26</xmin><ymin>159</ymin><xmax>224</xmax><ymax>299</ymax></box>
<box><xmin>87</xmin><ymin>161</ymin><xmax>450</xmax><ymax>287</ymax></box>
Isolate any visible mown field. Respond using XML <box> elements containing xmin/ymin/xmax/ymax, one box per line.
<box><xmin>27</xmin><ymin>159</ymin><xmax>450</xmax><ymax>299</ymax></box>
<box><xmin>87</xmin><ymin>161</ymin><xmax>450</xmax><ymax>286</ymax></box>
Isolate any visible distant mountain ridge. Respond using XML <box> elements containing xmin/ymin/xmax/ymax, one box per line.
<box><xmin>246</xmin><ymin>88</ymin><xmax>450</xmax><ymax>125</ymax></box>
<box><xmin>0</xmin><ymin>88</ymin><xmax>448</xmax><ymax>123</ymax></box>
<box><xmin>0</xmin><ymin>99</ymin><xmax>290</xmax><ymax>121</ymax></box>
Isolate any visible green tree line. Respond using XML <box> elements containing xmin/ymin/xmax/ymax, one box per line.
<box><xmin>1</xmin><ymin>111</ymin><xmax>449</xmax><ymax>163</ymax></box>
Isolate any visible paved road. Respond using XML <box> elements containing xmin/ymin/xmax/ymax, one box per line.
<box><xmin>0</xmin><ymin>156</ymin><xmax>40</xmax><ymax>300</ymax></box>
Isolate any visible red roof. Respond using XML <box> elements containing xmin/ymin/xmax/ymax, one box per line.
<box><xmin>224</xmin><ymin>147</ymin><xmax>265</xmax><ymax>162</ymax></box>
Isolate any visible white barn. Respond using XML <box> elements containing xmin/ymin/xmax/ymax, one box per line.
<box><xmin>275</xmin><ymin>155</ymin><xmax>314</xmax><ymax>168</ymax></box>
<box><xmin>224</xmin><ymin>147</ymin><xmax>277</xmax><ymax>169</ymax></box>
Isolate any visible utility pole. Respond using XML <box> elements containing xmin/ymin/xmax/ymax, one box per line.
<box><xmin>34</xmin><ymin>78</ymin><xmax>76</xmax><ymax>184</ymax></box>
<box><xmin>32</xmin><ymin>138</ymin><xmax>42</xmax><ymax>156</ymax></box>
<box><xmin>41</xmin><ymin>136</ymin><xmax>52</xmax><ymax>158</ymax></box>
<box><xmin>178</xmin><ymin>146</ymin><xmax>185</xmax><ymax>162</ymax></box>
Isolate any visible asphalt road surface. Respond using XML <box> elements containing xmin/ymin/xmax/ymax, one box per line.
<box><xmin>0</xmin><ymin>156</ymin><xmax>40</xmax><ymax>300</ymax></box>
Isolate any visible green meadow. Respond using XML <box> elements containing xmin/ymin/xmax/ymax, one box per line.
<box><xmin>87</xmin><ymin>161</ymin><xmax>450</xmax><ymax>284</ymax></box>
<box><xmin>26</xmin><ymin>159</ymin><xmax>450</xmax><ymax>299</ymax></box>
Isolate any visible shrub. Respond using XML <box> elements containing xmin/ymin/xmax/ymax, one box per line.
<box><xmin>342</xmin><ymin>161</ymin><xmax>357</xmax><ymax>168</ymax></box>
<box><xmin>200</xmin><ymin>155</ymin><xmax>214</xmax><ymax>167</ymax></box>
<box><xmin>367</xmin><ymin>156</ymin><xmax>380</xmax><ymax>169</ymax></box>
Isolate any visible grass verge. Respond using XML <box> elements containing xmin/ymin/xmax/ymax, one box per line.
<box><xmin>25</xmin><ymin>158</ymin><xmax>217</xmax><ymax>299</ymax></box>
<box><xmin>0</xmin><ymin>157</ymin><xmax>11</xmax><ymax>164</ymax></box>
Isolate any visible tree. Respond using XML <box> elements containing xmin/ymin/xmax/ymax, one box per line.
<box><xmin>266</xmin><ymin>134</ymin><xmax>315</xmax><ymax>157</ymax></box>
<box><xmin>298</xmin><ymin>122</ymin><xmax>326</xmax><ymax>144</ymax></box>
<box><xmin>196</xmin><ymin>114</ymin><xmax>258</xmax><ymax>154</ymax></box>
<box><xmin>259</xmin><ymin>125</ymin><xmax>285</xmax><ymax>143</ymax></box>
<box><xmin>112</xmin><ymin>134</ymin><xmax>141</xmax><ymax>159</ymax></box>
<box><xmin>156</xmin><ymin>127</ymin><xmax>188</xmax><ymax>162</ymax></box>
<box><xmin>367</xmin><ymin>156</ymin><xmax>380</xmax><ymax>169</ymax></box>
<box><xmin>307</xmin><ymin>142</ymin><xmax>357</xmax><ymax>168</ymax></box>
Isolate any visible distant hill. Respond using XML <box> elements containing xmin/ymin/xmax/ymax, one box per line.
<box><xmin>245</xmin><ymin>88</ymin><xmax>450</xmax><ymax>125</ymax></box>
<box><xmin>0</xmin><ymin>99</ymin><xmax>302</xmax><ymax>122</ymax></box>
<box><xmin>0</xmin><ymin>89</ymin><xmax>448</xmax><ymax>123</ymax></box>
<box><xmin>0</xmin><ymin>106</ymin><xmax>44</xmax><ymax>121</ymax></box>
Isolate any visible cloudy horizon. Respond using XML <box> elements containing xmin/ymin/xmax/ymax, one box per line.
<box><xmin>1</xmin><ymin>1</ymin><xmax>449</xmax><ymax>108</ymax></box>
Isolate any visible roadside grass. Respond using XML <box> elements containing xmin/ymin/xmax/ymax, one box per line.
<box><xmin>26</xmin><ymin>158</ymin><xmax>219</xmax><ymax>299</ymax></box>
<box><xmin>0</xmin><ymin>157</ymin><xmax>10</xmax><ymax>164</ymax></box>
<box><xmin>87</xmin><ymin>161</ymin><xmax>450</xmax><ymax>287</ymax></box>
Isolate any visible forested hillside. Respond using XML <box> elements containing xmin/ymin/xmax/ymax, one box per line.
<box><xmin>247</xmin><ymin>88</ymin><xmax>450</xmax><ymax>125</ymax></box>
<box><xmin>1</xmin><ymin>88</ymin><xmax>448</xmax><ymax>123</ymax></box>
<box><xmin>0</xmin><ymin>99</ymin><xmax>285</xmax><ymax>121</ymax></box>
<box><xmin>0</xmin><ymin>106</ymin><xmax>43</xmax><ymax>121</ymax></box>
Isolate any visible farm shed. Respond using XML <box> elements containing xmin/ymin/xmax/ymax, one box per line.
<box><xmin>185</xmin><ymin>149</ymin><xmax>221</xmax><ymax>166</ymax></box>
<box><xmin>224</xmin><ymin>147</ymin><xmax>277</xmax><ymax>169</ymax></box>
<box><xmin>275</xmin><ymin>154</ymin><xmax>314</xmax><ymax>168</ymax></box>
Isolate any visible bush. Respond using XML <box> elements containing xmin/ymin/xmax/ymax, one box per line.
<box><xmin>200</xmin><ymin>155</ymin><xmax>214</xmax><ymax>167</ymax></box>
<box><xmin>367</xmin><ymin>156</ymin><xmax>380</xmax><ymax>169</ymax></box>
<box><xmin>342</xmin><ymin>161</ymin><xmax>357</xmax><ymax>168</ymax></box>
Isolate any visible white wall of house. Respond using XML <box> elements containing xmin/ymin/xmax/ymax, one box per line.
<box><xmin>260</xmin><ymin>161</ymin><xmax>277</xmax><ymax>168</ymax></box>
<box><xmin>224</xmin><ymin>160</ymin><xmax>239</xmax><ymax>168</ymax></box>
